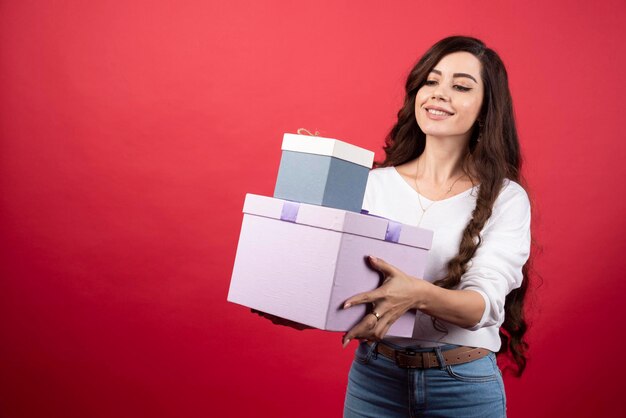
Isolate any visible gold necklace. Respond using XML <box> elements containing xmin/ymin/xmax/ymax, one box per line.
<box><xmin>413</xmin><ymin>159</ymin><xmax>467</xmax><ymax>227</ymax></box>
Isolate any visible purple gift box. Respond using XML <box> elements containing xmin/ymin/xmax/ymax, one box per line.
<box><xmin>227</xmin><ymin>194</ymin><xmax>433</xmax><ymax>337</ymax></box>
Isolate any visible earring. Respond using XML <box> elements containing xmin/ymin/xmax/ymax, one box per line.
<box><xmin>477</xmin><ymin>120</ymin><xmax>484</xmax><ymax>142</ymax></box>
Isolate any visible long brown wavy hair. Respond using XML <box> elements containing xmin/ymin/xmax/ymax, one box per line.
<box><xmin>381</xmin><ymin>36</ymin><xmax>532</xmax><ymax>376</ymax></box>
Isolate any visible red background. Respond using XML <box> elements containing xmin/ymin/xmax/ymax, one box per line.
<box><xmin>1</xmin><ymin>1</ymin><xmax>625</xmax><ymax>417</ymax></box>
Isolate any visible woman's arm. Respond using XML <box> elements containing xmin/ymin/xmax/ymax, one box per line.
<box><xmin>341</xmin><ymin>256</ymin><xmax>485</xmax><ymax>347</ymax></box>
<box><xmin>418</xmin><ymin>282</ymin><xmax>485</xmax><ymax>329</ymax></box>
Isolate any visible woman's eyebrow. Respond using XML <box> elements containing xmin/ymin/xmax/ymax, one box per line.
<box><xmin>430</xmin><ymin>69</ymin><xmax>478</xmax><ymax>84</ymax></box>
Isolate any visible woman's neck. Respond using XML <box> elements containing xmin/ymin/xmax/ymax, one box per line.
<box><xmin>416</xmin><ymin>135</ymin><xmax>471</xmax><ymax>186</ymax></box>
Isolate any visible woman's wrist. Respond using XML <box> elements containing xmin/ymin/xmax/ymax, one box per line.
<box><xmin>412</xmin><ymin>278</ymin><xmax>436</xmax><ymax>311</ymax></box>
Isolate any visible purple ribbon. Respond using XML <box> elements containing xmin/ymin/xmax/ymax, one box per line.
<box><xmin>280</xmin><ymin>201</ymin><xmax>300</xmax><ymax>223</ymax></box>
<box><xmin>360</xmin><ymin>209</ymin><xmax>401</xmax><ymax>243</ymax></box>
<box><xmin>385</xmin><ymin>220</ymin><xmax>401</xmax><ymax>243</ymax></box>
<box><xmin>278</xmin><ymin>205</ymin><xmax>401</xmax><ymax>242</ymax></box>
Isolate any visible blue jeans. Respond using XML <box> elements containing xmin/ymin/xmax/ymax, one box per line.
<box><xmin>344</xmin><ymin>340</ymin><xmax>506</xmax><ymax>417</ymax></box>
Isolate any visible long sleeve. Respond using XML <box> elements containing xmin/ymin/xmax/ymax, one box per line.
<box><xmin>459</xmin><ymin>180</ymin><xmax>532</xmax><ymax>331</ymax></box>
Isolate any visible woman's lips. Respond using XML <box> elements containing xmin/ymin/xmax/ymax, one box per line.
<box><xmin>425</xmin><ymin>107</ymin><xmax>453</xmax><ymax>120</ymax></box>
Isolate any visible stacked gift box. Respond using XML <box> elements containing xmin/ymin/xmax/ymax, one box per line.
<box><xmin>227</xmin><ymin>132</ymin><xmax>434</xmax><ymax>338</ymax></box>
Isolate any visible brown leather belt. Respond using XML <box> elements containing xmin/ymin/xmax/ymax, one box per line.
<box><xmin>366</xmin><ymin>341</ymin><xmax>491</xmax><ymax>369</ymax></box>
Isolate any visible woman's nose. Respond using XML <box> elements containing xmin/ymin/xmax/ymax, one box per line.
<box><xmin>432</xmin><ymin>84</ymin><xmax>450</xmax><ymax>101</ymax></box>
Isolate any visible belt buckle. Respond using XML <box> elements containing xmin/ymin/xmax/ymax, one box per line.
<box><xmin>394</xmin><ymin>347</ymin><xmax>419</xmax><ymax>369</ymax></box>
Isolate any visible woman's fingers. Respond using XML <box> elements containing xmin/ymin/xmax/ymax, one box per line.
<box><xmin>342</xmin><ymin>313</ymin><xmax>379</xmax><ymax>347</ymax></box>
<box><xmin>376</xmin><ymin>311</ymin><xmax>399</xmax><ymax>338</ymax></box>
<box><xmin>342</xmin><ymin>313</ymin><xmax>395</xmax><ymax>348</ymax></box>
<box><xmin>343</xmin><ymin>256</ymin><xmax>403</xmax><ymax>309</ymax></box>
<box><xmin>342</xmin><ymin>299</ymin><xmax>408</xmax><ymax>347</ymax></box>
<box><xmin>342</xmin><ymin>259</ymin><xmax>421</xmax><ymax>347</ymax></box>
<box><xmin>343</xmin><ymin>287</ymin><xmax>385</xmax><ymax>309</ymax></box>
<box><xmin>368</xmin><ymin>256</ymin><xmax>399</xmax><ymax>276</ymax></box>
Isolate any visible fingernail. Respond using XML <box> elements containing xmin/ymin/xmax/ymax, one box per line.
<box><xmin>342</xmin><ymin>338</ymin><xmax>350</xmax><ymax>349</ymax></box>
<box><xmin>343</xmin><ymin>302</ymin><xmax>351</xmax><ymax>309</ymax></box>
<box><xmin>369</xmin><ymin>255</ymin><xmax>377</xmax><ymax>262</ymax></box>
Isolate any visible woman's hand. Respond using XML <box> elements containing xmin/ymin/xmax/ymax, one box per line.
<box><xmin>341</xmin><ymin>256</ymin><xmax>430</xmax><ymax>347</ymax></box>
<box><xmin>251</xmin><ymin>309</ymin><xmax>314</xmax><ymax>331</ymax></box>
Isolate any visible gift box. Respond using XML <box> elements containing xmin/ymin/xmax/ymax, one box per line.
<box><xmin>273</xmin><ymin>133</ymin><xmax>375</xmax><ymax>212</ymax></box>
<box><xmin>227</xmin><ymin>194</ymin><xmax>433</xmax><ymax>337</ymax></box>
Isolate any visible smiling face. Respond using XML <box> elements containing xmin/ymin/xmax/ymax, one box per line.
<box><xmin>414</xmin><ymin>52</ymin><xmax>484</xmax><ymax>142</ymax></box>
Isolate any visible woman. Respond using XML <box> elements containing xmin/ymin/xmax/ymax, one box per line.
<box><xmin>340</xmin><ymin>36</ymin><xmax>532</xmax><ymax>417</ymax></box>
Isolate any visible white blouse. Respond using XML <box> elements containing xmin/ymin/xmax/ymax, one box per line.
<box><xmin>362</xmin><ymin>167</ymin><xmax>531</xmax><ymax>352</ymax></box>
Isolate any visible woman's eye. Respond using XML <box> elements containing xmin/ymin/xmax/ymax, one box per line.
<box><xmin>424</xmin><ymin>80</ymin><xmax>471</xmax><ymax>92</ymax></box>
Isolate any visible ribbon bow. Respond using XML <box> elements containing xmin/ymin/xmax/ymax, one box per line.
<box><xmin>296</xmin><ymin>128</ymin><xmax>321</xmax><ymax>136</ymax></box>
